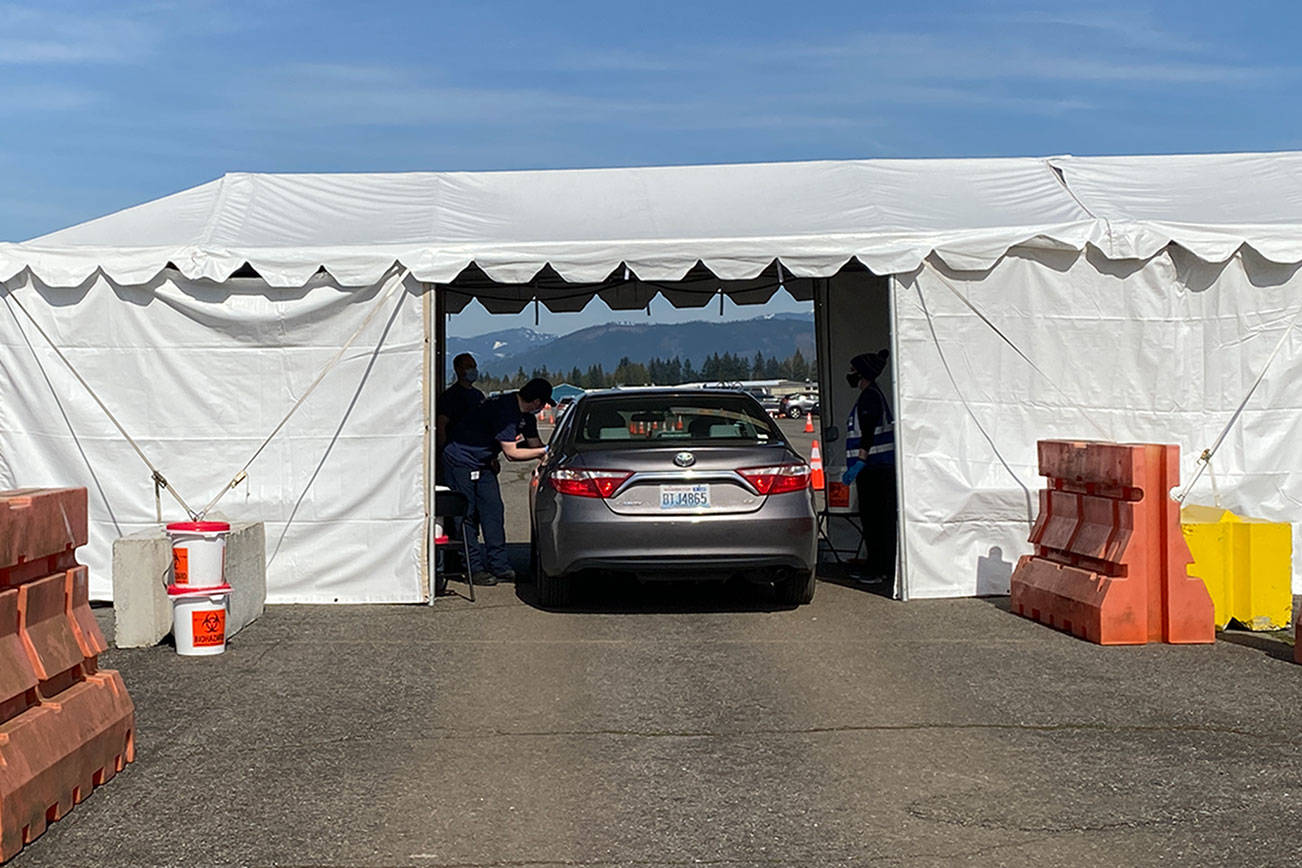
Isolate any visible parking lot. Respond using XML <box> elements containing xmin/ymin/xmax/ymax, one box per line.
<box><xmin>10</xmin><ymin>419</ymin><xmax>1302</xmax><ymax>867</ymax></box>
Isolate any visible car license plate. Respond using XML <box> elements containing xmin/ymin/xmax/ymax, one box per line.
<box><xmin>659</xmin><ymin>484</ymin><xmax>710</xmax><ymax>510</ymax></box>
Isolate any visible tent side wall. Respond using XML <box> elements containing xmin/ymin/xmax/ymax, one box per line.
<box><xmin>0</xmin><ymin>269</ymin><xmax>428</xmax><ymax>603</ymax></box>
<box><xmin>894</xmin><ymin>247</ymin><xmax>1302</xmax><ymax>599</ymax></box>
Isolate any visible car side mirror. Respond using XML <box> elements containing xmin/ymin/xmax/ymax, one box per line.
<box><xmin>823</xmin><ymin>425</ymin><xmax>839</xmax><ymax>443</ymax></box>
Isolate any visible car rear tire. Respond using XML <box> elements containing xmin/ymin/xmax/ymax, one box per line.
<box><xmin>524</xmin><ymin>529</ymin><xmax>539</xmax><ymax>585</ymax></box>
<box><xmin>533</xmin><ymin>531</ymin><xmax>569</xmax><ymax>607</ymax></box>
<box><xmin>776</xmin><ymin>569</ymin><xmax>816</xmax><ymax>605</ymax></box>
<box><xmin>537</xmin><ymin>568</ymin><xmax>569</xmax><ymax>608</ymax></box>
<box><xmin>787</xmin><ymin>406</ymin><xmax>802</xmax><ymax>419</ymax></box>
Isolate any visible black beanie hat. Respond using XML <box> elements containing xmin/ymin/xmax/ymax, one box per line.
<box><xmin>850</xmin><ymin>349</ymin><xmax>890</xmax><ymax>381</ymax></box>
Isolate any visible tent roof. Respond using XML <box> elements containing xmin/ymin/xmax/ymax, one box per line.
<box><xmin>1049</xmin><ymin>153</ymin><xmax>1302</xmax><ymax>262</ymax></box>
<box><xmin>4</xmin><ymin>152</ymin><xmax>1302</xmax><ymax>291</ymax></box>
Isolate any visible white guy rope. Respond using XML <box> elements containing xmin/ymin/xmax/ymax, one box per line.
<box><xmin>914</xmin><ymin>283</ymin><xmax>1037</xmax><ymax>528</ymax></box>
<box><xmin>1</xmin><ymin>284</ymin><xmax>198</xmax><ymax>518</ymax></box>
<box><xmin>929</xmin><ymin>271</ymin><xmax>1111</xmax><ymax>440</ymax></box>
<box><xmin>196</xmin><ymin>267</ymin><xmax>411</xmax><ymax>519</ymax></box>
<box><xmin>1177</xmin><ymin>300</ymin><xmax>1302</xmax><ymax>503</ymax></box>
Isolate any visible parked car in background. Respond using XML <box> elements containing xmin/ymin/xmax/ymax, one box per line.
<box><xmin>528</xmin><ymin>389</ymin><xmax>817</xmax><ymax>607</ymax></box>
<box><xmin>779</xmin><ymin>391</ymin><xmax>820</xmax><ymax>418</ymax></box>
<box><xmin>744</xmin><ymin>387</ymin><xmax>781</xmax><ymax>416</ymax></box>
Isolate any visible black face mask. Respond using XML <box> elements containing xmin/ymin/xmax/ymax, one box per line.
<box><xmin>846</xmin><ymin>372</ymin><xmax>862</xmax><ymax>387</ymax></box>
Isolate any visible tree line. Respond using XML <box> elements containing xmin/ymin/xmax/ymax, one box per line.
<box><xmin>462</xmin><ymin>349</ymin><xmax>814</xmax><ymax>392</ymax></box>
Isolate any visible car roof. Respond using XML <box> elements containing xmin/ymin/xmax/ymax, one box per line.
<box><xmin>580</xmin><ymin>387</ymin><xmax>757</xmax><ymax>400</ymax></box>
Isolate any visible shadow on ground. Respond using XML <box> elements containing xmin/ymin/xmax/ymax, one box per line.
<box><xmin>814</xmin><ymin>559</ymin><xmax>896</xmax><ymax>600</ymax></box>
<box><xmin>512</xmin><ymin>574</ymin><xmax>802</xmax><ymax>614</ymax></box>
<box><xmin>492</xmin><ymin>543</ymin><xmax>834</xmax><ymax>614</ymax></box>
<box><xmin>1216</xmin><ymin>628</ymin><xmax>1295</xmax><ymax>663</ymax></box>
<box><xmin>982</xmin><ymin>592</ymin><xmax>1297</xmax><ymax>664</ymax></box>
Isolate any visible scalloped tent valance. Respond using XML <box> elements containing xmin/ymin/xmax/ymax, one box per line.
<box><xmin>5</xmin><ymin>152</ymin><xmax>1302</xmax><ymax>296</ymax></box>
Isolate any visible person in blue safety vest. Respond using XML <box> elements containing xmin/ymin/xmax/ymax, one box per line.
<box><xmin>444</xmin><ymin>378</ymin><xmax>553</xmax><ymax>585</ymax></box>
<box><xmin>840</xmin><ymin>349</ymin><xmax>896</xmax><ymax>583</ymax></box>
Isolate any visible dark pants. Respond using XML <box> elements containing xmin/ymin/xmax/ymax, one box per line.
<box><xmin>445</xmin><ymin>460</ymin><xmax>510</xmax><ymax>576</ymax></box>
<box><xmin>856</xmin><ymin>463</ymin><xmax>898</xmax><ymax>576</ymax></box>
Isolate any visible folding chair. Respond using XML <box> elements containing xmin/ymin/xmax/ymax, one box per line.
<box><xmin>432</xmin><ymin>488</ymin><xmax>475</xmax><ymax>603</ymax></box>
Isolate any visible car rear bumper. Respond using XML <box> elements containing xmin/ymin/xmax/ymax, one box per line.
<box><xmin>537</xmin><ymin>493</ymin><xmax>818</xmax><ymax>578</ymax></box>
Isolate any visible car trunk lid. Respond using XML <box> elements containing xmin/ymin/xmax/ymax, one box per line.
<box><xmin>569</xmin><ymin>444</ymin><xmax>796</xmax><ymax>516</ymax></box>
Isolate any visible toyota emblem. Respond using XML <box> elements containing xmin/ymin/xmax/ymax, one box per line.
<box><xmin>674</xmin><ymin>451</ymin><xmax>696</xmax><ymax>467</ymax></box>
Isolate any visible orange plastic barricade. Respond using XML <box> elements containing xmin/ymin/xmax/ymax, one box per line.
<box><xmin>0</xmin><ymin>488</ymin><xmax>135</xmax><ymax>863</ymax></box>
<box><xmin>1010</xmin><ymin>441</ymin><xmax>1215</xmax><ymax>645</ymax></box>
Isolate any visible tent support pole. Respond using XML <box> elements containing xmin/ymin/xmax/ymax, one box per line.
<box><xmin>434</xmin><ymin>287</ymin><xmax>447</xmax><ymax>415</ymax></box>
<box><xmin>422</xmin><ymin>281</ymin><xmax>433</xmax><ymax>601</ymax></box>
<box><xmin>888</xmin><ymin>274</ymin><xmax>908</xmax><ymax>602</ymax></box>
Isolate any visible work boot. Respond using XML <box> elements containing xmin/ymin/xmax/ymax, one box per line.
<box><xmin>494</xmin><ymin>568</ymin><xmax>518</xmax><ymax>582</ymax></box>
<box><xmin>471</xmin><ymin>570</ymin><xmax>498</xmax><ymax>586</ymax></box>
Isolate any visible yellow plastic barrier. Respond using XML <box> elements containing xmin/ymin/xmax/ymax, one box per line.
<box><xmin>1181</xmin><ymin>505</ymin><xmax>1293</xmax><ymax>631</ymax></box>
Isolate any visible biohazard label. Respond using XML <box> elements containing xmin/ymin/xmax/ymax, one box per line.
<box><xmin>191</xmin><ymin>609</ymin><xmax>226</xmax><ymax>647</ymax></box>
<box><xmin>173</xmin><ymin>548</ymin><xmax>189</xmax><ymax>584</ymax></box>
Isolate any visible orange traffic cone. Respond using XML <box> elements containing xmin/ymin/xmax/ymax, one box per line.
<box><xmin>803</xmin><ymin>412</ymin><xmax>814</xmax><ymax>434</ymax></box>
<box><xmin>809</xmin><ymin>439</ymin><xmax>825</xmax><ymax>490</ymax></box>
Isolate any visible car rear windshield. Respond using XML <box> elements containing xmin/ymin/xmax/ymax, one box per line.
<box><xmin>574</xmin><ymin>394</ymin><xmax>781</xmax><ymax>444</ymax></box>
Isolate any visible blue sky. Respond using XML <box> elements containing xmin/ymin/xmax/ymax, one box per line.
<box><xmin>2</xmin><ymin>0</ymin><xmax>1296</xmax><ymax>333</ymax></box>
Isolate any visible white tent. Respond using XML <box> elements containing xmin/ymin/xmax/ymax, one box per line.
<box><xmin>2</xmin><ymin>153</ymin><xmax>1300</xmax><ymax>601</ymax></box>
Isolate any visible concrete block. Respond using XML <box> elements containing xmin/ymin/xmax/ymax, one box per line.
<box><xmin>111</xmin><ymin>530</ymin><xmax>171</xmax><ymax>648</ymax></box>
<box><xmin>224</xmin><ymin>522</ymin><xmax>266</xmax><ymax>637</ymax></box>
<box><xmin>112</xmin><ymin>521</ymin><xmax>265</xmax><ymax>648</ymax></box>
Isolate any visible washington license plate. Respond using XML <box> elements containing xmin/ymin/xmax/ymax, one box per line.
<box><xmin>659</xmin><ymin>484</ymin><xmax>710</xmax><ymax>510</ymax></box>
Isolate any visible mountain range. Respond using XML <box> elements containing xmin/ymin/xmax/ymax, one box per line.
<box><xmin>446</xmin><ymin>313</ymin><xmax>814</xmax><ymax>379</ymax></box>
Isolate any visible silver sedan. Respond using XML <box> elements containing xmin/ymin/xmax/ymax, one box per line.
<box><xmin>528</xmin><ymin>389</ymin><xmax>818</xmax><ymax>606</ymax></box>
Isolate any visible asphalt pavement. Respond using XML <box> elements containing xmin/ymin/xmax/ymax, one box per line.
<box><xmin>9</xmin><ymin>418</ymin><xmax>1302</xmax><ymax>867</ymax></box>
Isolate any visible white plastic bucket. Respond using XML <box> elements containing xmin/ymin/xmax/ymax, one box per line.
<box><xmin>167</xmin><ymin>584</ymin><xmax>233</xmax><ymax>656</ymax></box>
<box><xmin>166</xmin><ymin>521</ymin><xmax>230</xmax><ymax>587</ymax></box>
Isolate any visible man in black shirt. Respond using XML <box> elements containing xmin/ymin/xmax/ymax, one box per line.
<box><xmin>444</xmin><ymin>378</ymin><xmax>553</xmax><ymax>584</ymax></box>
<box><xmin>435</xmin><ymin>352</ymin><xmax>485</xmax><ymax>460</ymax></box>
<box><xmin>434</xmin><ymin>353</ymin><xmax>485</xmax><ymax>580</ymax></box>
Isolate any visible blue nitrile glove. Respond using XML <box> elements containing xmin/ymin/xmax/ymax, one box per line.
<box><xmin>841</xmin><ymin>458</ymin><xmax>865</xmax><ymax>485</ymax></box>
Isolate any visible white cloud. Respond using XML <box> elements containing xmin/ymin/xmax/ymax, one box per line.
<box><xmin>982</xmin><ymin>7</ymin><xmax>1210</xmax><ymax>55</ymax></box>
<box><xmin>0</xmin><ymin>82</ymin><xmax>98</xmax><ymax>111</ymax></box>
<box><xmin>0</xmin><ymin>1</ymin><xmax>240</xmax><ymax>64</ymax></box>
<box><xmin>774</xmin><ymin>29</ymin><xmax>1286</xmax><ymax>86</ymax></box>
<box><xmin>536</xmin><ymin>16</ymin><xmax>1292</xmax><ymax>100</ymax></box>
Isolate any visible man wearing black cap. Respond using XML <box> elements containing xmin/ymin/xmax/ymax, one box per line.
<box><xmin>841</xmin><ymin>349</ymin><xmax>896</xmax><ymax>582</ymax></box>
<box><xmin>443</xmin><ymin>378</ymin><xmax>554</xmax><ymax>584</ymax></box>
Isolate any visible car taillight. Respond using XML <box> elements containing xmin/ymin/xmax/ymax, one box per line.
<box><xmin>549</xmin><ymin>469</ymin><xmax>634</xmax><ymax>498</ymax></box>
<box><xmin>739</xmin><ymin>463</ymin><xmax>810</xmax><ymax>495</ymax></box>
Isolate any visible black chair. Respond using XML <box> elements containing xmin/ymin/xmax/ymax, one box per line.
<box><xmin>432</xmin><ymin>488</ymin><xmax>475</xmax><ymax>603</ymax></box>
